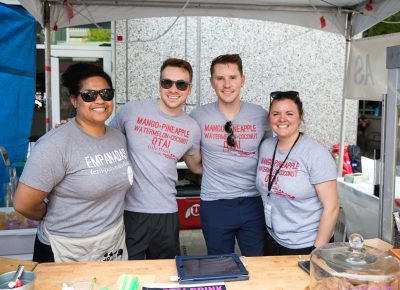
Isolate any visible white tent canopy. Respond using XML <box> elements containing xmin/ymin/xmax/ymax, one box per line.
<box><xmin>17</xmin><ymin>0</ymin><xmax>400</xmax><ymax>172</ymax></box>
<box><xmin>18</xmin><ymin>0</ymin><xmax>400</xmax><ymax>169</ymax></box>
<box><xmin>17</xmin><ymin>0</ymin><xmax>400</xmax><ymax>242</ymax></box>
<box><xmin>20</xmin><ymin>0</ymin><xmax>400</xmax><ymax>170</ymax></box>
<box><xmin>20</xmin><ymin>0</ymin><xmax>400</xmax><ymax>37</ymax></box>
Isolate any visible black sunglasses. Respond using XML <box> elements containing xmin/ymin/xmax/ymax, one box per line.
<box><xmin>224</xmin><ymin>121</ymin><xmax>235</xmax><ymax>147</ymax></box>
<box><xmin>270</xmin><ymin>91</ymin><xmax>299</xmax><ymax>106</ymax></box>
<box><xmin>160</xmin><ymin>79</ymin><xmax>191</xmax><ymax>91</ymax></box>
<box><xmin>79</xmin><ymin>89</ymin><xmax>115</xmax><ymax>102</ymax></box>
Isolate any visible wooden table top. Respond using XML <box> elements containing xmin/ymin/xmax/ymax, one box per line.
<box><xmin>34</xmin><ymin>255</ymin><xmax>310</xmax><ymax>290</ymax></box>
<box><xmin>31</xmin><ymin>238</ymin><xmax>394</xmax><ymax>289</ymax></box>
<box><xmin>0</xmin><ymin>257</ymin><xmax>38</xmax><ymax>274</ymax></box>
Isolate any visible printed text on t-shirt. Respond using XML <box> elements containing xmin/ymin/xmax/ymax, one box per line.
<box><xmin>258</xmin><ymin>157</ymin><xmax>299</xmax><ymax>199</ymax></box>
<box><xmin>84</xmin><ymin>148</ymin><xmax>130</xmax><ymax>175</ymax></box>
<box><xmin>134</xmin><ymin>117</ymin><xmax>190</xmax><ymax>146</ymax></box>
<box><xmin>203</xmin><ymin>124</ymin><xmax>257</xmax><ymax>141</ymax></box>
<box><xmin>133</xmin><ymin>117</ymin><xmax>191</xmax><ymax>160</ymax></box>
<box><xmin>203</xmin><ymin>123</ymin><xmax>258</xmax><ymax>155</ymax></box>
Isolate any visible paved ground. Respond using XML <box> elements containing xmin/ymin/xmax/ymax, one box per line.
<box><xmin>179</xmin><ymin>229</ymin><xmax>241</xmax><ymax>256</ymax></box>
<box><xmin>179</xmin><ymin>229</ymin><xmax>207</xmax><ymax>256</ymax></box>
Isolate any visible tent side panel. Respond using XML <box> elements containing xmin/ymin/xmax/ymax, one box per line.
<box><xmin>0</xmin><ymin>3</ymin><xmax>36</xmax><ymax>197</ymax></box>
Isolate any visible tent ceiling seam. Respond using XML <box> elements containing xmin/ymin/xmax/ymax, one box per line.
<box><xmin>45</xmin><ymin>1</ymin><xmax>355</xmax><ymax>14</ymax></box>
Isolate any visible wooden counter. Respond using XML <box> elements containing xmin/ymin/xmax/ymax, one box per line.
<box><xmin>32</xmin><ymin>239</ymin><xmax>393</xmax><ymax>289</ymax></box>
<box><xmin>34</xmin><ymin>255</ymin><xmax>310</xmax><ymax>290</ymax></box>
<box><xmin>0</xmin><ymin>257</ymin><xmax>37</xmax><ymax>274</ymax></box>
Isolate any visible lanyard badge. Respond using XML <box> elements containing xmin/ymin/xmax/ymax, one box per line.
<box><xmin>265</xmin><ymin>133</ymin><xmax>302</xmax><ymax>229</ymax></box>
<box><xmin>264</xmin><ymin>200</ymin><xmax>272</xmax><ymax>229</ymax></box>
<box><xmin>267</xmin><ymin>132</ymin><xmax>302</xmax><ymax>196</ymax></box>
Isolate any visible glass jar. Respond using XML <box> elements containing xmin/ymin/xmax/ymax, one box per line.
<box><xmin>310</xmin><ymin>234</ymin><xmax>400</xmax><ymax>289</ymax></box>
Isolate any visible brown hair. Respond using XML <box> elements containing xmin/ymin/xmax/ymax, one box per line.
<box><xmin>269</xmin><ymin>91</ymin><xmax>304</xmax><ymax>117</ymax></box>
<box><xmin>160</xmin><ymin>58</ymin><xmax>193</xmax><ymax>82</ymax></box>
<box><xmin>210</xmin><ymin>54</ymin><xmax>243</xmax><ymax>77</ymax></box>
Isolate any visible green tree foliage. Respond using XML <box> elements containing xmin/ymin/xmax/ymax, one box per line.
<box><xmin>85</xmin><ymin>28</ymin><xmax>111</xmax><ymax>42</ymax></box>
<box><xmin>363</xmin><ymin>11</ymin><xmax>400</xmax><ymax>37</ymax></box>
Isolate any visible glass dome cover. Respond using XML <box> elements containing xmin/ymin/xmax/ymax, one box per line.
<box><xmin>310</xmin><ymin>234</ymin><xmax>400</xmax><ymax>290</ymax></box>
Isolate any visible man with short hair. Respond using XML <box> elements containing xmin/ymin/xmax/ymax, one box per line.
<box><xmin>190</xmin><ymin>54</ymin><xmax>270</xmax><ymax>256</ymax></box>
<box><xmin>110</xmin><ymin>58</ymin><xmax>202</xmax><ymax>259</ymax></box>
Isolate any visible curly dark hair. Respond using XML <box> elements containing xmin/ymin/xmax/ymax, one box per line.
<box><xmin>61</xmin><ymin>63</ymin><xmax>113</xmax><ymax>97</ymax></box>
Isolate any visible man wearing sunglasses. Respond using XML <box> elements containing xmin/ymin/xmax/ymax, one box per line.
<box><xmin>110</xmin><ymin>58</ymin><xmax>202</xmax><ymax>259</ymax></box>
<box><xmin>190</xmin><ymin>54</ymin><xmax>271</xmax><ymax>256</ymax></box>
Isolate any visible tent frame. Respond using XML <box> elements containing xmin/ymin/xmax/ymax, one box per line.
<box><xmin>44</xmin><ymin>1</ymin><xmax>52</xmax><ymax>132</ymax></box>
<box><xmin>33</xmin><ymin>0</ymin><xmax>397</xmax><ymax>243</ymax></box>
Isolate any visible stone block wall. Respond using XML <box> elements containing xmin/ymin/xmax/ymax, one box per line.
<box><xmin>115</xmin><ymin>16</ymin><xmax>358</xmax><ymax>149</ymax></box>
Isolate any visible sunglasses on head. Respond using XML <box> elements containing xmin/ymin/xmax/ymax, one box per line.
<box><xmin>269</xmin><ymin>91</ymin><xmax>299</xmax><ymax>106</ymax></box>
<box><xmin>160</xmin><ymin>79</ymin><xmax>191</xmax><ymax>91</ymax></box>
<box><xmin>79</xmin><ymin>89</ymin><xmax>115</xmax><ymax>102</ymax></box>
<box><xmin>224</xmin><ymin>121</ymin><xmax>235</xmax><ymax>147</ymax></box>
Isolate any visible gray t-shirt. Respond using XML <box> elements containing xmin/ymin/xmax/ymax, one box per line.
<box><xmin>256</xmin><ymin>134</ymin><xmax>337</xmax><ymax>249</ymax></box>
<box><xmin>109</xmin><ymin>99</ymin><xmax>201</xmax><ymax>213</ymax></box>
<box><xmin>190</xmin><ymin>101</ymin><xmax>270</xmax><ymax>200</ymax></box>
<box><xmin>20</xmin><ymin>118</ymin><xmax>133</xmax><ymax>245</ymax></box>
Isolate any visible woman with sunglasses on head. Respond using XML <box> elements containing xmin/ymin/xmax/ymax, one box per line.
<box><xmin>256</xmin><ymin>91</ymin><xmax>339</xmax><ymax>256</ymax></box>
<box><xmin>13</xmin><ymin>63</ymin><xmax>133</xmax><ymax>263</ymax></box>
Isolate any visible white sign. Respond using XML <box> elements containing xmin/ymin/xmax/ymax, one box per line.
<box><xmin>346</xmin><ymin>32</ymin><xmax>400</xmax><ymax>100</ymax></box>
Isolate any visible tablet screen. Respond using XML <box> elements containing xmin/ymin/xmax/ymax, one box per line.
<box><xmin>176</xmin><ymin>253</ymin><xmax>249</xmax><ymax>284</ymax></box>
<box><xmin>182</xmin><ymin>256</ymin><xmax>243</xmax><ymax>276</ymax></box>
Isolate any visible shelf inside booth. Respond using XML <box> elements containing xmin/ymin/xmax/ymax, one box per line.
<box><xmin>0</xmin><ymin>207</ymin><xmax>39</xmax><ymax>230</ymax></box>
<box><xmin>176</xmin><ymin>184</ymin><xmax>201</xmax><ymax>197</ymax></box>
<box><xmin>0</xmin><ymin>207</ymin><xmax>38</xmax><ymax>257</ymax></box>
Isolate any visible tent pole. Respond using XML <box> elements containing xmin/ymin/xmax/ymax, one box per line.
<box><xmin>338</xmin><ymin>12</ymin><xmax>353</xmax><ymax>177</ymax></box>
<box><xmin>44</xmin><ymin>1</ymin><xmax>52</xmax><ymax>132</ymax></box>
<box><xmin>196</xmin><ymin>16</ymin><xmax>201</xmax><ymax>109</ymax></box>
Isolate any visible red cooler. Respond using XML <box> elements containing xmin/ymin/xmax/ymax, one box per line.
<box><xmin>176</xmin><ymin>184</ymin><xmax>201</xmax><ymax>229</ymax></box>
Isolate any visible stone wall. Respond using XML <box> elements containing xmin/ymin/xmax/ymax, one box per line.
<box><xmin>115</xmin><ymin>16</ymin><xmax>358</xmax><ymax>149</ymax></box>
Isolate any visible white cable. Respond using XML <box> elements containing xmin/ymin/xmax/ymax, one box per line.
<box><xmin>382</xmin><ymin>20</ymin><xmax>400</xmax><ymax>24</ymax></box>
<box><xmin>128</xmin><ymin>0</ymin><xmax>191</xmax><ymax>43</ymax></box>
<box><xmin>71</xmin><ymin>0</ymin><xmax>104</xmax><ymax>30</ymax></box>
<box><xmin>63</xmin><ymin>0</ymin><xmax>191</xmax><ymax>43</ymax></box>
<box><xmin>272</xmin><ymin>28</ymin><xmax>313</xmax><ymax>49</ymax></box>
<box><xmin>240</xmin><ymin>255</ymin><xmax>249</xmax><ymax>268</ymax></box>
<box><xmin>169</xmin><ymin>275</ymin><xmax>180</xmax><ymax>282</ymax></box>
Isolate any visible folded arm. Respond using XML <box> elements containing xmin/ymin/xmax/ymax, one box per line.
<box><xmin>182</xmin><ymin>151</ymin><xmax>202</xmax><ymax>174</ymax></box>
<box><xmin>13</xmin><ymin>182</ymin><xmax>48</xmax><ymax>220</ymax></box>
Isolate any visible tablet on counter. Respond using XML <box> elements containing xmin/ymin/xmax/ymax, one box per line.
<box><xmin>175</xmin><ymin>253</ymin><xmax>249</xmax><ymax>284</ymax></box>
